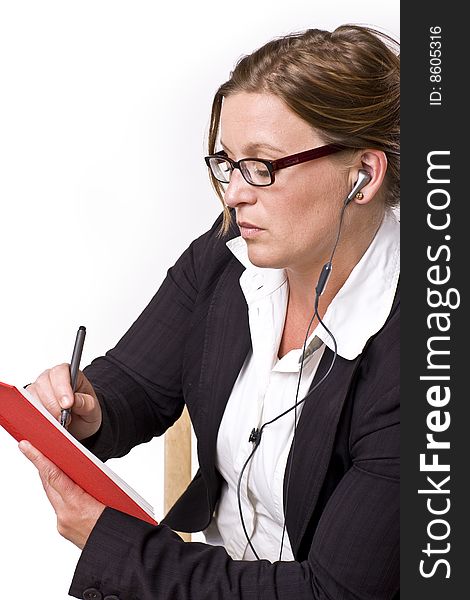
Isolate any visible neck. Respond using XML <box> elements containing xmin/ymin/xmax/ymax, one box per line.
<box><xmin>286</xmin><ymin>205</ymin><xmax>385</xmax><ymax>321</ymax></box>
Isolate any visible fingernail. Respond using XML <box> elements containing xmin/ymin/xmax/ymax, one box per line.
<box><xmin>60</xmin><ymin>395</ymin><xmax>71</xmax><ymax>409</ymax></box>
<box><xmin>19</xmin><ymin>440</ymin><xmax>31</xmax><ymax>453</ymax></box>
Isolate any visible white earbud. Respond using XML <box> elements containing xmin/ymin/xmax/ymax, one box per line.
<box><xmin>345</xmin><ymin>169</ymin><xmax>371</xmax><ymax>205</ymax></box>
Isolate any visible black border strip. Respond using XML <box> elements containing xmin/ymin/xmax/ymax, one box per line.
<box><xmin>401</xmin><ymin>4</ymin><xmax>467</xmax><ymax>597</ymax></box>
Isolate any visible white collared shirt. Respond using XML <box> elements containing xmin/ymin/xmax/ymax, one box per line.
<box><xmin>203</xmin><ymin>210</ymin><xmax>400</xmax><ymax>562</ymax></box>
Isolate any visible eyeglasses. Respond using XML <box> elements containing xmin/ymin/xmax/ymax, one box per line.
<box><xmin>205</xmin><ymin>143</ymin><xmax>347</xmax><ymax>187</ymax></box>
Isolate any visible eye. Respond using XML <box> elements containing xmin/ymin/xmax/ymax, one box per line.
<box><xmin>218</xmin><ymin>160</ymin><xmax>232</xmax><ymax>174</ymax></box>
<box><xmin>253</xmin><ymin>163</ymin><xmax>270</xmax><ymax>177</ymax></box>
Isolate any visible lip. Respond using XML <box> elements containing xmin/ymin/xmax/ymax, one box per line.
<box><xmin>237</xmin><ymin>221</ymin><xmax>265</xmax><ymax>239</ymax></box>
<box><xmin>237</xmin><ymin>221</ymin><xmax>263</xmax><ymax>229</ymax></box>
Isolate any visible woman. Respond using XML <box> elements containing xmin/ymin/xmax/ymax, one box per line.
<box><xmin>21</xmin><ymin>24</ymin><xmax>400</xmax><ymax>599</ymax></box>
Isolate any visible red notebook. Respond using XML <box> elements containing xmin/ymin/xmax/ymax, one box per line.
<box><xmin>0</xmin><ymin>381</ymin><xmax>157</xmax><ymax>526</ymax></box>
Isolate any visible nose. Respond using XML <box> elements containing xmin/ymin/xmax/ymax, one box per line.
<box><xmin>223</xmin><ymin>169</ymin><xmax>258</xmax><ymax>209</ymax></box>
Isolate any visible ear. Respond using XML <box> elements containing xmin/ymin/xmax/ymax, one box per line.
<box><xmin>348</xmin><ymin>150</ymin><xmax>388</xmax><ymax>205</ymax></box>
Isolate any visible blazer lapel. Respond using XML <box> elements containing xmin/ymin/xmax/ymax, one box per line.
<box><xmin>196</xmin><ymin>257</ymin><xmax>251</xmax><ymax>494</ymax></box>
<box><xmin>285</xmin><ymin>285</ymin><xmax>400</xmax><ymax>555</ymax></box>
<box><xmin>284</xmin><ymin>349</ymin><xmax>362</xmax><ymax>555</ymax></box>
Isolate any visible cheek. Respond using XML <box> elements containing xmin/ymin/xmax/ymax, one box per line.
<box><xmin>272</xmin><ymin>189</ymin><xmax>341</xmax><ymax>258</ymax></box>
<box><xmin>273</xmin><ymin>189</ymin><xmax>325</xmax><ymax>237</ymax></box>
<box><xmin>289</xmin><ymin>171</ymin><xmax>345</xmax><ymax>227</ymax></box>
<box><xmin>249</xmin><ymin>171</ymin><xmax>345</xmax><ymax>264</ymax></box>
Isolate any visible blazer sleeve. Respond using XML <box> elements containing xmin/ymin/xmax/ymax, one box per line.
<box><xmin>68</xmin><ymin>334</ymin><xmax>400</xmax><ymax>600</ymax></box>
<box><xmin>79</xmin><ymin>212</ymin><xmax>225</xmax><ymax>462</ymax></box>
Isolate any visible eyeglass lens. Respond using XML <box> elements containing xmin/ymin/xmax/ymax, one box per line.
<box><xmin>208</xmin><ymin>157</ymin><xmax>272</xmax><ymax>186</ymax></box>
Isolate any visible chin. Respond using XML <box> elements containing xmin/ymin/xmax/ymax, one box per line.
<box><xmin>246</xmin><ymin>245</ymin><xmax>284</xmax><ymax>270</ymax></box>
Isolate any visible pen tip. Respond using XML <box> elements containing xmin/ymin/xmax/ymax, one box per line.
<box><xmin>79</xmin><ymin>325</ymin><xmax>86</xmax><ymax>332</ymax></box>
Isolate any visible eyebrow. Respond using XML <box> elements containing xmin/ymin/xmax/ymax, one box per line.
<box><xmin>220</xmin><ymin>140</ymin><xmax>285</xmax><ymax>156</ymax></box>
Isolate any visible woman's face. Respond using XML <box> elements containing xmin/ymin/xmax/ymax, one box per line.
<box><xmin>220</xmin><ymin>92</ymin><xmax>351</xmax><ymax>273</ymax></box>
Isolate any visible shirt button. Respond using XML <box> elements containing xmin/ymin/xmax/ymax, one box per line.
<box><xmin>83</xmin><ymin>589</ymin><xmax>103</xmax><ymax>600</ymax></box>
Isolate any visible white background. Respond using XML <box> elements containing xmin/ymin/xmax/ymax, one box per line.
<box><xmin>0</xmin><ymin>1</ymin><xmax>399</xmax><ymax>597</ymax></box>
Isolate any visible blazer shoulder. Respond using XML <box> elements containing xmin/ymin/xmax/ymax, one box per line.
<box><xmin>367</xmin><ymin>279</ymin><xmax>400</xmax><ymax>357</ymax></box>
<box><xmin>184</xmin><ymin>210</ymin><xmax>240</xmax><ymax>288</ymax></box>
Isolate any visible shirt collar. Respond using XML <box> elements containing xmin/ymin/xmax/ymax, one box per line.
<box><xmin>226</xmin><ymin>209</ymin><xmax>400</xmax><ymax>360</ymax></box>
<box><xmin>225</xmin><ymin>235</ymin><xmax>288</xmax><ymax>301</ymax></box>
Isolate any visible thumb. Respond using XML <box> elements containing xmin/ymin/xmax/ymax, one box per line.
<box><xmin>19</xmin><ymin>439</ymin><xmax>47</xmax><ymax>466</ymax></box>
<box><xmin>72</xmin><ymin>392</ymin><xmax>98</xmax><ymax>417</ymax></box>
<box><xmin>19</xmin><ymin>441</ymin><xmax>65</xmax><ymax>497</ymax></box>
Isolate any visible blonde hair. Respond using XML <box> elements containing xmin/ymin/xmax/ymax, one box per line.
<box><xmin>207</xmin><ymin>25</ymin><xmax>400</xmax><ymax>234</ymax></box>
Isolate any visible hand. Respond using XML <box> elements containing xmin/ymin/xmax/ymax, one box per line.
<box><xmin>26</xmin><ymin>364</ymin><xmax>102</xmax><ymax>440</ymax></box>
<box><xmin>19</xmin><ymin>440</ymin><xmax>105</xmax><ymax>549</ymax></box>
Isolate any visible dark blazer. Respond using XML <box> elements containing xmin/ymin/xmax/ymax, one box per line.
<box><xmin>69</xmin><ymin>212</ymin><xmax>399</xmax><ymax>600</ymax></box>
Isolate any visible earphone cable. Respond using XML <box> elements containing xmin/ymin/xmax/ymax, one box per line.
<box><xmin>236</xmin><ymin>293</ymin><xmax>339</xmax><ymax>562</ymax></box>
<box><xmin>236</xmin><ymin>436</ymin><xmax>263</xmax><ymax>559</ymax></box>
<box><xmin>236</xmin><ymin>190</ymin><xmax>350</xmax><ymax>561</ymax></box>
<box><xmin>278</xmin><ymin>294</ymin><xmax>338</xmax><ymax>560</ymax></box>
<box><xmin>328</xmin><ymin>201</ymin><xmax>348</xmax><ymax>265</ymax></box>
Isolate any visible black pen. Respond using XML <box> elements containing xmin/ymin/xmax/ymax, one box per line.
<box><xmin>60</xmin><ymin>325</ymin><xmax>86</xmax><ymax>428</ymax></box>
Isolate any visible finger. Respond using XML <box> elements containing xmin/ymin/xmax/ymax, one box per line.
<box><xmin>19</xmin><ymin>439</ymin><xmax>56</xmax><ymax>478</ymax></box>
<box><xmin>18</xmin><ymin>440</ymin><xmax>74</xmax><ymax>501</ymax></box>
<box><xmin>28</xmin><ymin>372</ymin><xmax>63</xmax><ymax>419</ymax></box>
<box><xmin>49</xmin><ymin>363</ymin><xmax>75</xmax><ymax>410</ymax></box>
<box><xmin>70</xmin><ymin>391</ymin><xmax>99</xmax><ymax>420</ymax></box>
<box><xmin>19</xmin><ymin>441</ymin><xmax>67</xmax><ymax>512</ymax></box>
<box><xmin>40</xmin><ymin>472</ymin><xmax>65</xmax><ymax>509</ymax></box>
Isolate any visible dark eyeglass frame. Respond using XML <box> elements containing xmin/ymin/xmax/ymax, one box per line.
<box><xmin>205</xmin><ymin>143</ymin><xmax>348</xmax><ymax>187</ymax></box>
